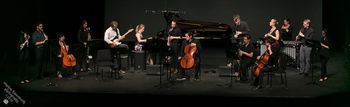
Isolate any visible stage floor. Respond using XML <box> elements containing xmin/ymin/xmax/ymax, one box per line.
<box><xmin>6</xmin><ymin>48</ymin><xmax>350</xmax><ymax>105</ymax></box>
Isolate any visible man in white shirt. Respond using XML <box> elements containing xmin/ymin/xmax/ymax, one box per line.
<box><xmin>104</xmin><ymin>20</ymin><xmax>129</xmax><ymax>74</ymax></box>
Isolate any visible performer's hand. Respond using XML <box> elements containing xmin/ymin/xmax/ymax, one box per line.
<box><xmin>234</xmin><ymin>34</ymin><xmax>238</xmax><ymax>38</ymax></box>
<box><xmin>190</xmin><ymin>43</ymin><xmax>196</xmax><ymax>46</ymax></box>
<box><xmin>234</xmin><ymin>31</ymin><xmax>241</xmax><ymax>38</ymax></box>
<box><xmin>239</xmin><ymin>50</ymin><xmax>243</xmax><ymax>56</ymax></box>
<box><xmin>58</xmin><ymin>54</ymin><xmax>62</xmax><ymax>58</ymax></box>
<box><xmin>298</xmin><ymin>32</ymin><xmax>304</xmax><ymax>37</ymax></box>
<box><xmin>256</xmin><ymin>56</ymin><xmax>261</xmax><ymax>60</ymax></box>
<box><xmin>178</xmin><ymin>57</ymin><xmax>181</xmax><ymax>60</ymax></box>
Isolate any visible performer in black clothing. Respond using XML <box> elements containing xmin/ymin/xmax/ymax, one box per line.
<box><xmin>296</xmin><ymin>19</ymin><xmax>314</xmax><ymax>76</ymax></box>
<box><xmin>253</xmin><ymin>38</ymin><xmax>281</xmax><ymax>90</ymax></box>
<box><xmin>18</xmin><ymin>31</ymin><xmax>32</xmax><ymax>84</ymax></box>
<box><xmin>77</xmin><ymin>20</ymin><xmax>91</xmax><ymax>72</ymax></box>
<box><xmin>237</xmin><ymin>34</ymin><xmax>255</xmax><ymax>82</ymax></box>
<box><xmin>166</xmin><ymin>20</ymin><xmax>182</xmax><ymax>73</ymax></box>
<box><xmin>264</xmin><ymin>18</ymin><xmax>285</xmax><ymax>49</ymax></box>
<box><xmin>319</xmin><ymin>29</ymin><xmax>330</xmax><ymax>82</ymax></box>
<box><xmin>265</xmin><ymin>19</ymin><xmax>281</xmax><ymax>42</ymax></box>
<box><xmin>32</xmin><ymin>22</ymin><xmax>48</xmax><ymax>79</ymax></box>
<box><xmin>281</xmin><ymin>18</ymin><xmax>293</xmax><ymax>41</ymax></box>
<box><xmin>227</xmin><ymin>14</ymin><xmax>251</xmax><ymax>67</ymax></box>
<box><xmin>232</xmin><ymin>15</ymin><xmax>251</xmax><ymax>38</ymax></box>
<box><xmin>177</xmin><ymin>32</ymin><xmax>202</xmax><ymax>80</ymax></box>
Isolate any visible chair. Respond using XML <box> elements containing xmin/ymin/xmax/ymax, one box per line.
<box><xmin>263</xmin><ymin>50</ymin><xmax>288</xmax><ymax>88</ymax></box>
<box><xmin>114</xmin><ymin>46</ymin><xmax>130</xmax><ymax>73</ymax></box>
<box><xmin>94</xmin><ymin>49</ymin><xmax>117</xmax><ymax>80</ymax></box>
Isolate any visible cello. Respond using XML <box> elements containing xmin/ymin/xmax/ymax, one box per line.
<box><xmin>180</xmin><ymin>43</ymin><xmax>197</xmax><ymax>69</ymax></box>
<box><xmin>253</xmin><ymin>49</ymin><xmax>270</xmax><ymax>77</ymax></box>
<box><xmin>60</xmin><ymin>41</ymin><xmax>76</xmax><ymax>67</ymax></box>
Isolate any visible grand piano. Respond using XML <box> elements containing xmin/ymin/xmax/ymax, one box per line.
<box><xmin>144</xmin><ymin>12</ymin><xmax>233</xmax><ymax>65</ymax></box>
<box><xmin>156</xmin><ymin>12</ymin><xmax>232</xmax><ymax>40</ymax></box>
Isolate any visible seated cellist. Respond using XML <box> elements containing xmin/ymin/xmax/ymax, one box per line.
<box><xmin>177</xmin><ymin>32</ymin><xmax>202</xmax><ymax>81</ymax></box>
<box><xmin>253</xmin><ymin>38</ymin><xmax>281</xmax><ymax>90</ymax></box>
<box><xmin>57</xmin><ymin>33</ymin><xmax>78</xmax><ymax>79</ymax></box>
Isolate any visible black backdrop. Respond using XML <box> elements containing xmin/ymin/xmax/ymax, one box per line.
<box><xmin>3</xmin><ymin>0</ymin><xmax>349</xmax><ymax>81</ymax></box>
<box><xmin>0</xmin><ymin>0</ymin><xmax>350</xmax><ymax>105</ymax></box>
<box><xmin>105</xmin><ymin>0</ymin><xmax>322</xmax><ymax>42</ymax></box>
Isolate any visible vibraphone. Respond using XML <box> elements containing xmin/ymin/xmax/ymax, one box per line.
<box><xmin>257</xmin><ymin>40</ymin><xmax>300</xmax><ymax>64</ymax></box>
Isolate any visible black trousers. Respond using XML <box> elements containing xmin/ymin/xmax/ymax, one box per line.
<box><xmin>34</xmin><ymin>47</ymin><xmax>47</xmax><ymax>79</ymax></box>
<box><xmin>19</xmin><ymin>49</ymin><xmax>32</xmax><ymax>81</ymax></box>
<box><xmin>320</xmin><ymin>55</ymin><xmax>329</xmax><ymax>78</ymax></box>
<box><xmin>77</xmin><ymin>43</ymin><xmax>87</xmax><ymax>71</ymax></box>
<box><xmin>110</xmin><ymin>44</ymin><xmax>129</xmax><ymax>70</ymax></box>
<box><xmin>180</xmin><ymin>57</ymin><xmax>201</xmax><ymax>78</ymax></box>
<box><xmin>239</xmin><ymin>60</ymin><xmax>255</xmax><ymax>81</ymax></box>
<box><xmin>253</xmin><ymin>65</ymin><xmax>276</xmax><ymax>86</ymax></box>
<box><xmin>169</xmin><ymin>44</ymin><xmax>180</xmax><ymax>70</ymax></box>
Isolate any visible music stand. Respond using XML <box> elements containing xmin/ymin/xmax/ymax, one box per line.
<box><xmin>305</xmin><ymin>40</ymin><xmax>321</xmax><ymax>86</ymax></box>
<box><xmin>216</xmin><ymin>38</ymin><xmax>241</xmax><ymax>88</ymax></box>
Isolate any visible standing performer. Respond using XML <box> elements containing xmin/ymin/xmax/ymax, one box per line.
<box><xmin>166</xmin><ymin>20</ymin><xmax>182</xmax><ymax>73</ymax></box>
<box><xmin>19</xmin><ymin>31</ymin><xmax>31</xmax><ymax>84</ymax></box>
<box><xmin>296</xmin><ymin>19</ymin><xmax>314</xmax><ymax>76</ymax></box>
<box><xmin>319</xmin><ymin>29</ymin><xmax>330</xmax><ymax>82</ymax></box>
<box><xmin>77</xmin><ymin>20</ymin><xmax>92</xmax><ymax>72</ymax></box>
<box><xmin>32</xmin><ymin>22</ymin><xmax>48</xmax><ymax>79</ymax></box>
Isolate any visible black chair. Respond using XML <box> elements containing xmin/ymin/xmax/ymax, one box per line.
<box><xmin>94</xmin><ymin>49</ymin><xmax>117</xmax><ymax>80</ymax></box>
<box><xmin>263</xmin><ymin>51</ymin><xmax>288</xmax><ymax>88</ymax></box>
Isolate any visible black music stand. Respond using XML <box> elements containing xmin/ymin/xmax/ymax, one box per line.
<box><xmin>305</xmin><ymin>40</ymin><xmax>321</xmax><ymax>86</ymax></box>
<box><xmin>216</xmin><ymin>38</ymin><xmax>241</xmax><ymax>88</ymax></box>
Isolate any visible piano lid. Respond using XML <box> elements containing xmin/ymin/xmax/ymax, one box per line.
<box><xmin>163</xmin><ymin>12</ymin><xmax>232</xmax><ymax>39</ymax></box>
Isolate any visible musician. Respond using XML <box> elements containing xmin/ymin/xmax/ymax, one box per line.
<box><xmin>57</xmin><ymin>33</ymin><xmax>78</xmax><ymax>78</ymax></box>
<box><xmin>265</xmin><ymin>19</ymin><xmax>280</xmax><ymax>42</ymax></box>
<box><xmin>167</xmin><ymin>20</ymin><xmax>182</xmax><ymax>72</ymax></box>
<box><xmin>18</xmin><ymin>31</ymin><xmax>31</xmax><ymax>84</ymax></box>
<box><xmin>264</xmin><ymin>18</ymin><xmax>284</xmax><ymax>51</ymax></box>
<box><xmin>77</xmin><ymin>20</ymin><xmax>91</xmax><ymax>72</ymax></box>
<box><xmin>281</xmin><ymin>18</ymin><xmax>293</xmax><ymax>41</ymax></box>
<box><xmin>178</xmin><ymin>32</ymin><xmax>202</xmax><ymax>80</ymax></box>
<box><xmin>296</xmin><ymin>19</ymin><xmax>314</xmax><ymax>76</ymax></box>
<box><xmin>134</xmin><ymin>24</ymin><xmax>154</xmax><ymax>65</ymax></box>
<box><xmin>32</xmin><ymin>22</ymin><xmax>48</xmax><ymax>79</ymax></box>
<box><xmin>104</xmin><ymin>20</ymin><xmax>129</xmax><ymax>74</ymax></box>
<box><xmin>319</xmin><ymin>29</ymin><xmax>330</xmax><ymax>82</ymax></box>
<box><xmin>253</xmin><ymin>38</ymin><xmax>281</xmax><ymax>90</ymax></box>
<box><xmin>227</xmin><ymin>14</ymin><xmax>251</xmax><ymax>67</ymax></box>
<box><xmin>265</xmin><ymin>19</ymin><xmax>286</xmax><ymax>71</ymax></box>
<box><xmin>238</xmin><ymin>34</ymin><xmax>255</xmax><ymax>82</ymax></box>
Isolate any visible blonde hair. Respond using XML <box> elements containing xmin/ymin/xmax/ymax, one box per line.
<box><xmin>304</xmin><ymin>19</ymin><xmax>311</xmax><ymax>24</ymax></box>
<box><xmin>271</xmin><ymin>19</ymin><xmax>278</xmax><ymax>26</ymax></box>
<box><xmin>135</xmin><ymin>24</ymin><xmax>145</xmax><ymax>33</ymax></box>
<box><xmin>233</xmin><ymin>14</ymin><xmax>240</xmax><ymax>21</ymax></box>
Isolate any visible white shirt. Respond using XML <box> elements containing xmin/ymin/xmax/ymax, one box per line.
<box><xmin>104</xmin><ymin>27</ymin><xmax>120</xmax><ymax>44</ymax></box>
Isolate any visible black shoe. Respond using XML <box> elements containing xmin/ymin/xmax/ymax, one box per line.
<box><xmin>303</xmin><ymin>73</ymin><xmax>309</xmax><ymax>77</ymax></box>
<box><xmin>298</xmin><ymin>72</ymin><xmax>304</xmax><ymax>75</ymax></box>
